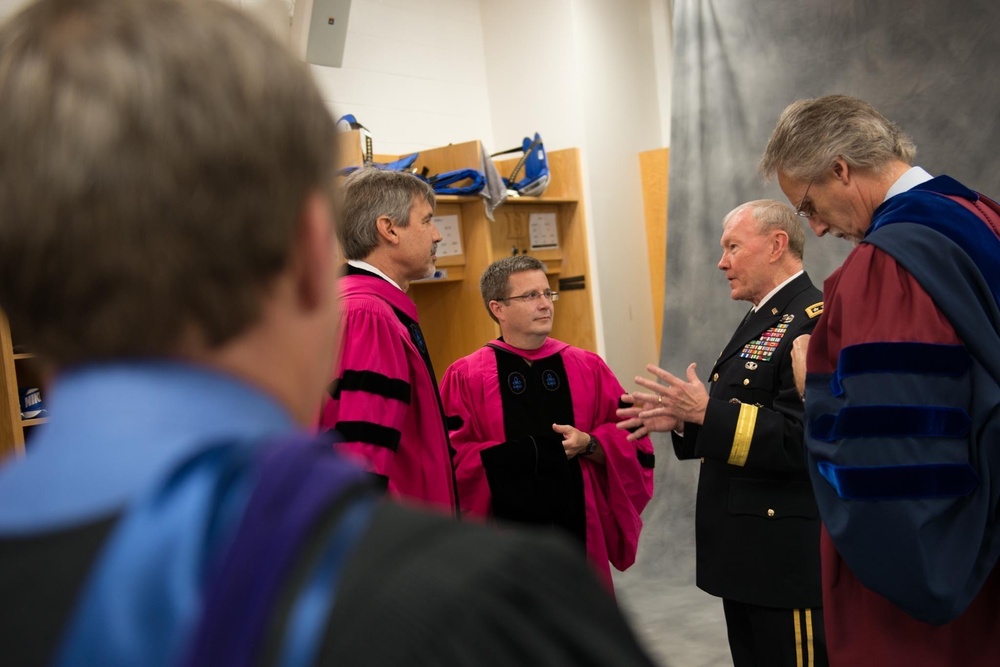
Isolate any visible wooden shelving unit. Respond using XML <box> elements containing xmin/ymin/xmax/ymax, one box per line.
<box><xmin>334</xmin><ymin>132</ymin><xmax>598</xmax><ymax>374</ymax></box>
<box><xmin>0</xmin><ymin>311</ymin><xmax>47</xmax><ymax>461</ymax></box>
<box><xmin>405</xmin><ymin>141</ymin><xmax>596</xmax><ymax>373</ymax></box>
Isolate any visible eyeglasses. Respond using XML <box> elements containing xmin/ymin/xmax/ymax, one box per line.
<box><xmin>795</xmin><ymin>180</ymin><xmax>815</xmax><ymax>219</ymax></box>
<box><xmin>499</xmin><ymin>290</ymin><xmax>559</xmax><ymax>304</ymax></box>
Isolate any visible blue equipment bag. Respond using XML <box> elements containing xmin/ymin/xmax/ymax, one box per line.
<box><xmin>491</xmin><ymin>132</ymin><xmax>550</xmax><ymax>197</ymax></box>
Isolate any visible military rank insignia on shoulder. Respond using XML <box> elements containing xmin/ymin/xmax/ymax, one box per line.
<box><xmin>805</xmin><ymin>302</ymin><xmax>824</xmax><ymax>319</ymax></box>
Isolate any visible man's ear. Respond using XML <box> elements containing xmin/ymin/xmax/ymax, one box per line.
<box><xmin>488</xmin><ymin>299</ymin><xmax>505</xmax><ymax>323</ymax></box>
<box><xmin>294</xmin><ymin>190</ymin><xmax>337</xmax><ymax>312</ymax></box>
<box><xmin>771</xmin><ymin>230</ymin><xmax>789</xmax><ymax>259</ymax></box>
<box><xmin>376</xmin><ymin>215</ymin><xmax>399</xmax><ymax>245</ymax></box>
<box><xmin>832</xmin><ymin>157</ymin><xmax>851</xmax><ymax>185</ymax></box>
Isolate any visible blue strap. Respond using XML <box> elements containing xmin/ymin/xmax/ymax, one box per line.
<box><xmin>56</xmin><ymin>434</ymin><xmax>373</xmax><ymax>667</ymax></box>
<box><xmin>335</xmin><ymin>115</ymin><xmax>373</xmax><ymax>163</ymax></box>
<box><xmin>817</xmin><ymin>461</ymin><xmax>978</xmax><ymax>499</ymax></box>
<box><xmin>180</xmin><ymin>434</ymin><xmax>370</xmax><ymax>667</ymax></box>
<box><xmin>427</xmin><ymin>168</ymin><xmax>485</xmax><ymax>195</ymax></box>
<box><xmin>277</xmin><ymin>497</ymin><xmax>376</xmax><ymax>667</ymax></box>
<box><xmin>338</xmin><ymin>152</ymin><xmax>419</xmax><ymax>177</ymax></box>
<box><xmin>379</xmin><ymin>153</ymin><xmax>418</xmax><ymax>172</ymax></box>
<box><xmin>336</xmin><ymin>114</ymin><xmax>360</xmax><ymax>128</ymax></box>
<box><xmin>54</xmin><ymin>443</ymin><xmax>259</xmax><ymax>667</ymax></box>
<box><xmin>492</xmin><ymin>133</ymin><xmax>550</xmax><ymax>195</ymax></box>
<box><xmin>810</xmin><ymin>405</ymin><xmax>970</xmax><ymax>442</ymax></box>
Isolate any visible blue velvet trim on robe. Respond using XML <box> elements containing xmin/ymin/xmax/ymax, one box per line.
<box><xmin>811</xmin><ymin>405</ymin><xmax>970</xmax><ymax>442</ymax></box>
<box><xmin>830</xmin><ymin>342</ymin><xmax>970</xmax><ymax>397</ymax></box>
<box><xmin>869</xmin><ymin>175</ymin><xmax>1000</xmax><ymax>307</ymax></box>
<box><xmin>817</xmin><ymin>461</ymin><xmax>978</xmax><ymax>500</ymax></box>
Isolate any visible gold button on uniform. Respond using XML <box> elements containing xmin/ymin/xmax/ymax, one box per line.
<box><xmin>767</xmin><ymin>509</ymin><xmax>775</xmax><ymax>517</ymax></box>
<box><xmin>700</xmin><ymin>457</ymin><xmax>705</xmax><ymax>464</ymax></box>
<box><xmin>743</xmin><ymin>378</ymin><xmax>750</xmax><ymax>386</ymax></box>
<box><xmin>713</xmin><ymin>373</ymin><xmax>719</xmax><ymax>382</ymax></box>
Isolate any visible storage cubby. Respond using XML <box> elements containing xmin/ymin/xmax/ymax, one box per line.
<box><xmin>407</xmin><ymin>141</ymin><xmax>596</xmax><ymax>372</ymax></box>
<box><xmin>0</xmin><ymin>312</ymin><xmax>48</xmax><ymax>460</ymax></box>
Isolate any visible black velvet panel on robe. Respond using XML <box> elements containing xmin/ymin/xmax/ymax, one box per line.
<box><xmin>480</xmin><ymin>345</ymin><xmax>586</xmax><ymax>548</ymax></box>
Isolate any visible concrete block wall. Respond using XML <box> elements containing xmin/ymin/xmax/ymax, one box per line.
<box><xmin>309</xmin><ymin>0</ymin><xmax>497</xmax><ymax>156</ymax></box>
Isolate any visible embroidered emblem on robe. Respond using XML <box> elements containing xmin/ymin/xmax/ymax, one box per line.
<box><xmin>508</xmin><ymin>372</ymin><xmax>526</xmax><ymax>394</ymax></box>
<box><xmin>408</xmin><ymin>322</ymin><xmax>427</xmax><ymax>353</ymax></box>
<box><xmin>542</xmin><ymin>369</ymin><xmax>561</xmax><ymax>391</ymax></box>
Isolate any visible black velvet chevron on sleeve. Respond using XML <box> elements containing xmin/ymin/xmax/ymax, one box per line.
<box><xmin>335</xmin><ymin>421</ymin><xmax>402</xmax><ymax>452</ymax></box>
<box><xmin>329</xmin><ymin>370</ymin><xmax>411</xmax><ymax>404</ymax></box>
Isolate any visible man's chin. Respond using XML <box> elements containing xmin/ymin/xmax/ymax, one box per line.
<box><xmin>831</xmin><ymin>231</ymin><xmax>862</xmax><ymax>245</ymax></box>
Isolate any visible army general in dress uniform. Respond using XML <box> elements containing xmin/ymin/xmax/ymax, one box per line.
<box><xmin>619</xmin><ymin>200</ymin><xmax>827</xmax><ymax>667</ymax></box>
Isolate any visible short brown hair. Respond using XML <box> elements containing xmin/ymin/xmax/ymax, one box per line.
<box><xmin>480</xmin><ymin>255</ymin><xmax>548</xmax><ymax>323</ymax></box>
<box><xmin>0</xmin><ymin>0</ymin><xmax>338</xmax><ymax>366</ymax></box>
<box><xmin>759</xmin><ymin>94</ymin><xmax>916</xmax><ymax>182</ymax></box>
<box><xmin>337</xmin><ymin>167</ymin><xmax>436</xmax><ymax>260</ymax></box>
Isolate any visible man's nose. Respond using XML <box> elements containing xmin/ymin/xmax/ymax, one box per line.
<box><xmin>808</xmin><ymin>219</ymin><xmax>828</xmax><ymax>237</ymax></box>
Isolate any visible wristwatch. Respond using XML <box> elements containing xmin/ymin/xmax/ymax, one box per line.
<box><xmin>584</xmin><ymin>435</ymin><xmax>598</xmax><ymax>456</ymax></box>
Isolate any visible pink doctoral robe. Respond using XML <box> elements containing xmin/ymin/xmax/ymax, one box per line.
<box><xmin>319</xmin><ymin>270</ymin><xmax>457</xmax><ymax>513</ymax></box>
<box><xmin>440</xmin><ymin>337</ymin><xmax>655</xmax><ymax>589</ymax></box>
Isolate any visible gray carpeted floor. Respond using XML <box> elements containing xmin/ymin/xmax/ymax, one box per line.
<box><xmin>614</xmin><ymin>571</ymin><xmax>730</xmax><ymax>667</ymax></box>
<box><xmin>611</xmin><ymin>431</ymin><xmax>733</xmax><ymax>667</ymax></box>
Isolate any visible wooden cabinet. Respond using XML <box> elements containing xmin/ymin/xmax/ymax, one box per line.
<box><xmin>404</xmin><ymin>141</ymin><xmax>596</xmax><ymax>373</ymax></box>
<box><xmin>0</xmin><ymin>312</ymin><xmax>47</xmax><ymax>460</ymax></box>
<box><xmin>639</xmin><ymin>147</ymin><xmax>669</xmax><ymax>352</ymax></box>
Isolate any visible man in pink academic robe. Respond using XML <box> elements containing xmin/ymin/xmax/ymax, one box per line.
<box><xmin>440</xmin><ymin>255</ymin><xmax>655</xmax><ymax>589</ymax></box>
<box><xmin>318</xmin><ymin>168</ymin><xmax>457</xmax><ymax>513</ymax></box>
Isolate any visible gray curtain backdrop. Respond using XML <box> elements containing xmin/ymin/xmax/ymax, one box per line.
<box><xmin>632</xmin><ymin>0</ymin><xmax>1000</xmax><ymax>584</ymax></box>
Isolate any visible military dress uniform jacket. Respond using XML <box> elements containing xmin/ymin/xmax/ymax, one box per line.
<box><xmin>672</xmin><ymin>272</ymin><xmax>824</xmax><ymax>609</ymax></box>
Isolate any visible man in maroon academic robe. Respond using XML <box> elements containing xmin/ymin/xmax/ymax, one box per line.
<box><xmin>762</xmin><ymin>94</ymin><xmax>1000</xmax><ymax>666</ymax></box>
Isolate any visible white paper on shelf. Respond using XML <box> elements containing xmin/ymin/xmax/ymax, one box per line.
<box><xmin>529</xmin><ymin>212</ymin><xmax>559</xmax><ymax>249</ymax></box>
<box><xmin>434</xmin><ymin>215</ymin><xmax>463</xmax><ymax>257</ymax></box>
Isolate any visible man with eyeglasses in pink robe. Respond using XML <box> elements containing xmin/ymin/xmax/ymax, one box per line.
<box><xmin>440</xmin><ymin>255</ymin><xmax>655</xmax><ymax>591</ymax></box>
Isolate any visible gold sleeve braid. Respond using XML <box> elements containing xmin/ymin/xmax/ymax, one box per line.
<box><xmin>728</xmin><ymin>403</ymin><xmax>757</xmax><ymax>466</ymax></box>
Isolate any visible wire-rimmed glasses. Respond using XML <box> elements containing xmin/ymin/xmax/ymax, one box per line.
<box><xmin>500</xmin><ymin>290</ymin><xmax>559</xmax><ymax>304</ymax></box>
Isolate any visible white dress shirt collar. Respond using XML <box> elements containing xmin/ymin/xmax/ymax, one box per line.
<box><xmin>753</xmin><ymin>270</ymin><xmax>804</xmax><ymax>313</ymax></box>
<box><xmin>347</xmin><ymin>259</ymin><xmax>402</xmax><ymax>291</ymax></box>
<box><xmin>884</xmin><ymin>166</ymin><xmax>934</xmax><ymax>202</ymax></box>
